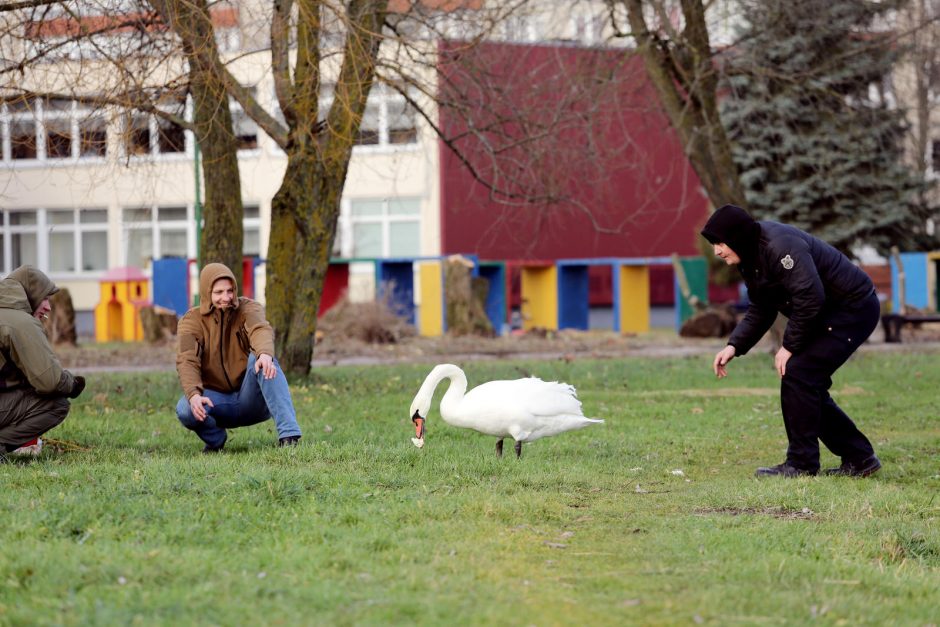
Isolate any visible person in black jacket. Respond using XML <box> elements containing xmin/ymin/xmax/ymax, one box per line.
<box><xmin>701</xmin><ymin>205</ymin><xmax>882</xmax><ymax>478</ymax></box>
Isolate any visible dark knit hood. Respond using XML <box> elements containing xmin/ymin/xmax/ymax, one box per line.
<box><xmin>701</xmin><ymin>204</ymin><xmax>761</xmax><ymax>264</ymax></box>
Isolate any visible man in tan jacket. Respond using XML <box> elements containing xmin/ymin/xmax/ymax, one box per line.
<box><xmin>175</xmin><ymin>263</ymin><xmax>302</xmax><ymax>452</ymax></box>
<box><xmin>1</xmin><ymin>266</ymin><xmax>86</xmax><ymax>461</ymax></box>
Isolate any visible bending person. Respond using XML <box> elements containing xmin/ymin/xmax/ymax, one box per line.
<box><xmin>702</xmin><ymin>205</ymin><xmax>881</xmax><ymax>478</ymax></box>
<box><xmin>175</xmin><ymin>263</ymin><xmax>302</xmax><ymax>452</ymax></box>
<box><xmin>1</xmin><ymin>266</ymin><xmax>85</xmax><ymax>461</ymax></box>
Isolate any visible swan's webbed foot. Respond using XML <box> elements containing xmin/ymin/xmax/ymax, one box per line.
<box><xmin>514</xmin><ymin>441</ymin><xmax>522</xmax><ymax>459</ymax></box>
<box><xmin>496</xmin><ymin>439</ymin><xmax>504</xmax><ymax>458</ymax></box>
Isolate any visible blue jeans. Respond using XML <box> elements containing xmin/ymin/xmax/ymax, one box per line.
<box><xmin>175</xmin><ymin>354</ymin><xmax>302</xmax><ymax>448</ymax></box>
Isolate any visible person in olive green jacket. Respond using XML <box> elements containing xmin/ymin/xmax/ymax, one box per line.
<box><xmin>175</xmin><ymin>263</ymin><xmax>302</xmax><ymax>452</ymax></box>
<box><xmin>0</xmin><ymin>266</ymin><xmax>85</xmax><ymax>460</ymax></box>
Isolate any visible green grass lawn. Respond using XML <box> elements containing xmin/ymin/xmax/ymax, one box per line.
<box><xmin>2</xmin><ymin>349</ymin><xmax>940</xmax><ymax>626</ymax></box>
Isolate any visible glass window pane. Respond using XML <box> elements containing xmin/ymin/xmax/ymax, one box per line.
<box><xmin>81</xmin><ymin>231</ymin><xmax>108</xmax><ymax>271</ymax></box>
<box><xmin>125</xmin><ymin>115</ymin><xmax>150</xmax><ymax>156</ymax></box>
<box><xmin>352</xmin><ymin>223</ymin><xmax>382</xmax><ymax>257</ymax></box>
<box><xmin>79</xmin><ymin>115</ymin><xmax>107</xmax><ymax>157</ymax></box>
<box><xmin>157</xmin><ymin>118</ymin><xmax>185</xmax><ymax>153</ymax></box>
<box><xmin>388</xmin><ymin>198</ymin><xmax>420</xmax><ymax>215</ymax></box>
<box><xmin>232</xmin><ymin>109</ymin><xmax>258</xmax><ymax>150</ymax></box>
<box><xmin>387</xmin><ymin>99</ymin><xmax>417</xmax><ymax>144</ymax></box>
<box><xmin>80</xmin><ymin>209</ymin><xmax>107</xmax><ymax>224</ymax></box>
<box><xmin>244</xmin><ymin>227</ymin><xmax>260</xmax><ymax>256</ymax></box>
<box><xmin>355</xmin><ymin>104</ymin><xmax>381</xmax><ymax>145</ymax></box>
<box><xmin>389</xmin><ymin>221</ymin><xmax>420</xmax><ymax>257</ymax></box>
<box><xmin>350</xmin><ymin>200</ymin><xmax>384</xmax><ymax>217</ymax></box>
<box><xmin>9</xmin><ymin>211</ymin><xmax>37</xmax><ymax>226</ymax></box>
<box><xmin>159</xmin><ymin>229</ymin><xmax>188</xmax><ymax>257</ymax></box>
<box><xmin>12</xmin><ymin>233</ymin><xmax>38</xmax><ymax>267</ymax></box>
<box><xmin>244</xmin><ymin>205</ymin><xmax>259</xmax><ymax>219</ymax></box>
<box><xmin>123</xmin><ymin>207</ymin><xmax>151</xmax><ymax>223</ymax></box>
<box><xmin>49</xmin><ymin>232</ymin><xmax>76</xmax><ymax>272</ymax></box>
<box><xmin>48</xmin><ymin>210</ymin><xmax>74</xmax><ymax>225</ymax></box>
<box><xmin>10</xmin><ymin>120</ymin><xmax>38</xmax><ymax>159</ymax></box>
<box><xmin>0</xmin><ymin>235</ymin><xmax>4</xmax><ymax>274</ymax></box>
<box><xmin>158</xmin><ymin>207</ymin><xmax>187</xmax><ymax>221</ymax></box>
<box><xmin>45</xmin><ymin>119</ymin><xmax>72</xmax><ymax>159</ymax></box>
<box><xmin>125</xmin><ymin>228</ymin><xmax>152</xmax><ymax>268</ymax></box>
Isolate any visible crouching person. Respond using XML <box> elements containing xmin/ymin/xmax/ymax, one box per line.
<box><xmin>175</xmin><ymin>263</ymin><xmax>302</xmax><ymax>453</ymax></box>
<box><xmin>0</xmin><ymin>266</ymin><xmax>86</xmax><ymax>461</ymax></box>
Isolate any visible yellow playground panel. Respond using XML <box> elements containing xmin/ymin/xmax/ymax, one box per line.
<box><xmin>418</xmin><ymin>260</ymin><xmax>444</xmax><ymax>337</ymax></box>
<box><xmin>94</xmin><ymin>267</ymin><xmax>149</xmax><ymax>342</ymax></box>
<box><xmin>618</xmin><ymin>263</ymin><xmax>651</xmax><ymax>334</ymax></box>
<box><xmin>520</xmin><ymin>263</ymin><xmax>558</xmax><ymax>331</ymax></box>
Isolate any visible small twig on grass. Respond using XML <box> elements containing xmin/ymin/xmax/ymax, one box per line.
<box><xmin>43</xmin><ymin>438</ymin><xmax>91</xmax><ymax>453</ymax></box>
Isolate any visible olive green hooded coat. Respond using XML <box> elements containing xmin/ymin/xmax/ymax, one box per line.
<box><xmin>176</xmin><ymin>263</ymin><xmax>276</xmax><ymax>400</ymax></box>
<box><xmin>0</xmin><ymin>265</ymin><xmax>75</xmax><ymax>395</ymax></box>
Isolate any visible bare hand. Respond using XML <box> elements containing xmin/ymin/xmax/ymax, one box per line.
<box><xmin>189</xmin><ymin>394</ymin><xmax>214</xmax><ymax>422</ymax></box>
<box><xmin>713</xmin><ymin>345</ymin><xmax>736</xmax><ymax>379</ymax></box>
<box><xmin>774</xmin><ymin>346</ymin><xmax>792</xmax><ymax>378</ymax></box>
<box><xmin>254</xmin><ymin>353</ymin><xmax>276</xmax><ymax>380</ymax></box>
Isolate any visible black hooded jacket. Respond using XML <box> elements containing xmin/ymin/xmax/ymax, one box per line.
<box><xmin>702</xmin><ymin>205</ymin><xmax>875</xmax><ymax>355</ymax></box>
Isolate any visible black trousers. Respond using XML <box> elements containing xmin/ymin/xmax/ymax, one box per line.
<box><xmin>0</xmin><ymin>387</ymin><xmax>70</xmax><ymax>450</ymax></box>
<box><xmin>781</xmin><ymin>292</ymin><xmax>881</xmax><ymax>471</ymax></box>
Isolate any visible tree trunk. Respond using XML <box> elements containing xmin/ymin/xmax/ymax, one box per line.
<box><xmin>266</xmin><ymin>150</ymin><xmax>340</xmax><ymax>374</ymax></box>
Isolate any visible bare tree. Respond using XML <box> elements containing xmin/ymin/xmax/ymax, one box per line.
<box><xmin>605</xmin><ymin>0</ymin><xmax>746</xmax><ymax>209</ymax></box>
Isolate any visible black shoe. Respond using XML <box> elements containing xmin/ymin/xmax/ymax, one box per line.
<box><xmin>755</xmin><ymin>462</ymin><xmax>817</xmax><ymax>478</ymax></box>
<box><xmin>824</xmin><ymin>455</ymin><xmax>881</xmax><ymax>477</ymax></box>
<box><xmin>278</xmin><ymin>435</ymin><xmax>301</xmax><ymax>447</ymax></box>
<box><xmin>202</xmin><ymin>434</ymin><xmax>227</xmax><ymax>454</ymax></box>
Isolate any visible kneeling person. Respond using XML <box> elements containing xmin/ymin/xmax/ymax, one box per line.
<box><xmin>175</xmin><ymin>263</ymin><xmax>302</xmax><ymax>452</ymax></box>
<box><xmin>1</xmin><ymin>266</ymin><xmax>85</xmax><ymax>461</ymax></box>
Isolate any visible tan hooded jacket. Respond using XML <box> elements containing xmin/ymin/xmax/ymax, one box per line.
<box><xmin>176</xmin><ymin>263</ymin><xmax>276</xmax><ymax>399</ymax></box>
<box><xmin>0</xmin><ymin>265</ymin><xmax>74</xmax><ymax>395</ymax></box>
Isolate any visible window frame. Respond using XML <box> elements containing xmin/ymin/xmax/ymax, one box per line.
<box><xmin>340</xmin><ymin>197</ymin><xmax>422</xmax><ymax>258</ymax></box>
<box><xmin>0</xmin><ymin>208</ymin><xmax>109</xmax><ymax>278</ymax></box>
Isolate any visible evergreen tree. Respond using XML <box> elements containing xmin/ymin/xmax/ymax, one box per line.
<box><xmin>720</xmin><ymin>0</ymin><xmax>936</xmax><ymax>257</ymax></box>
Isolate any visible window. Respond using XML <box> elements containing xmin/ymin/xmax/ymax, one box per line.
<box><xmin>1</xmin><ymin>98</ymin><xmax>109</xmax><ymax>163</ymax></box>
<box><xmin>122</xmin><ymin>206</ymin><xmax>192</xmax><ymax>268</ymax></box>
<box><xmin>244</xmin><ymin>205</ymin><xmax>261</xmax><ymax>256</ymax></box>
<box><xmin>123</xmin><ymin>99</ymin><xmax>189</xmax><ymax>158</ymax></box>
<box><xmin>3</xmin><ymin>211</ymin><xmax>39</xmax><ymax>271</ymax></box>
<box><xmin>0</xmin><ymin>208</ymin><xmax>108</xmax><ymax>275</ymax></box>
<box><xmin>231</xmin><ymin>89</ymin><xmax>258</xmax><ymax>151</ymax></box>
<box><xmin>272</xmin><ymin>83</ymin><xmax>418</xmax><ymax>152</ymax></box>
<box><xmin>346</xmin><ymin>197</ymin><xmax>421</xmax><ymax>258</ymax></box>
<box><xmin>932</xmin><ymin>139</ymin><xmax>940</xmax><ymax>175</ymax></box>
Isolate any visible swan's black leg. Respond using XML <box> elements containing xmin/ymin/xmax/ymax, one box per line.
<box><xmin>496</xmin><ymin>439</ymin><xmax>504</xmax><ymax>458</ymax></box>
<box><xmin>514</xmin><ymin>441</ymin><xmax>522</xmax><ymax>459</ymax></box>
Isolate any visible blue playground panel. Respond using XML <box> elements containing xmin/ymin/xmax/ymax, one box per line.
<box><xmin>891</xmin><ymin>252</ymin><xmax>931</xmax><ymax>312</ymax></box>
<box><xmin>376</xmin><ymin>259</ymin><xmax>418</xmax><ymax>325</ymax></box>
<box><xmin>152</xmin><ymin>257</ymin><xmax>189</xmax><ymax>317</ymax></box>
<box><xmin>478</xmin><ymin>261</ymin><xmax>507</xmax><ymax>334</ymax></box>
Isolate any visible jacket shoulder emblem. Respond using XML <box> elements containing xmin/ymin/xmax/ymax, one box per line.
<box><xmin>780</xmin><ymin>254</ymin><xmax>795</xmax><ymax>270</ymax></box>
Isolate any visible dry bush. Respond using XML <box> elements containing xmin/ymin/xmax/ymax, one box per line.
<box><xmin>317</xmin><ymin>297</ymin><xmax>416</xmax><ymax>344</ymax></box>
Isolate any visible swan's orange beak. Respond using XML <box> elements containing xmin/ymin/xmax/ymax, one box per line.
<box><xmin>412</xmin><ymin>410</ymin><xmax>425</xmax><ymax>438</ymax></box>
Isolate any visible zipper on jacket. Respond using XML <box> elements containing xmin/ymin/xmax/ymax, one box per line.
<box><xmin>219</xmin><ymin>309</ymin><xmax>234</xmax><ymax>389</ymax></box>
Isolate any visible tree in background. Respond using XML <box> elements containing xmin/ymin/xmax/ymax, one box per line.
<box><xmin>720</xmin><ymin>0</ymin><xmax>937</xmax><ymax>256</ymax></box>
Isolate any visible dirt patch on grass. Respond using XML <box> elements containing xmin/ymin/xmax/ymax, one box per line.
<box><xmin>695</xmin><ymin>506</ymin><xmax>816</xmax><ymax>520</ymax></box>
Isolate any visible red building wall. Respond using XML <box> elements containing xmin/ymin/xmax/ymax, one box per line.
<box><xmin>437</xmin><ymin>41</ymin><xmax>710</xmax><ymax>266</ymax></box>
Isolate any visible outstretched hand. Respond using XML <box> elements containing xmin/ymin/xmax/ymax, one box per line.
<box><xmin>254</xmin><ymin>353</ymin><xmax>276</xmax><ymax>380</ymax></box>
<box><xmin>713</xmin><ymin>345</ymin><xmax>736</xmax><ymax>379</ymax></box>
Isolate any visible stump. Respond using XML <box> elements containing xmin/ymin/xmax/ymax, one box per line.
<box><xmin>42</xmin><ymin>288</ymin><xmax>77</xmax><ymax>346</ymax></box>
<box><xmin>139</xmin><ymin>305</ymin><xmax>179</xmax><ymax>343</ymax></box>
<box><xmin>443</xmin><ymin>255</ymin><xmax>494</xmax><ymax>336</ymax></box>
<box><xmin>679</xmin><ymin>304</ymin><xmax>737</xmax><ymax>338</ymax></box>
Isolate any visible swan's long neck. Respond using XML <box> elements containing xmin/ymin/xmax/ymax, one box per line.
<box><xmin>419</xmin><ymin>364</ymin><xmax>467</xmax><ymax>424</ymax></box>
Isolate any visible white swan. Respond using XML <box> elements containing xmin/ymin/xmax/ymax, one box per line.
<box><xmin>409</xmin><ymin>364</ymin><xmax>604</xmax><ymax>457</ymax></box>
